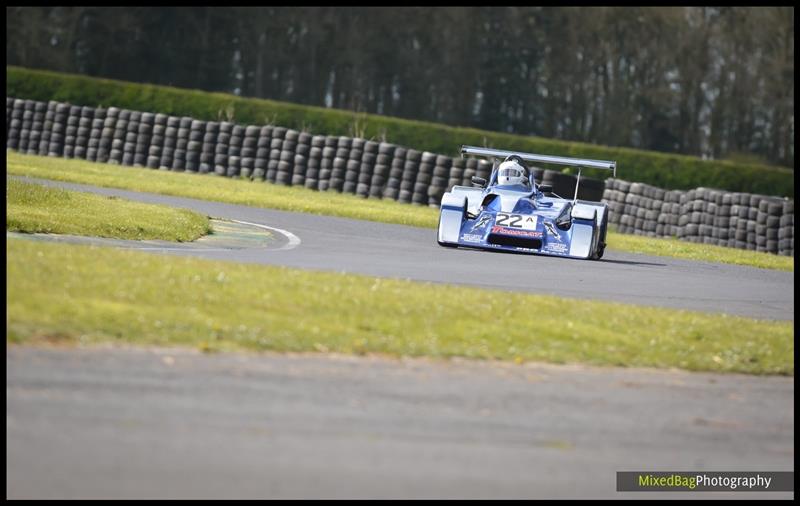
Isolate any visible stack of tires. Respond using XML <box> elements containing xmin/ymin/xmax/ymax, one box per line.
<box><xmin>170</xmin><ymin>117</ymin><xmax>190</xmax><ymax>171</ymax></box>
<box><xmin>655</xmin><ymin>190</ymin><xmax>682</xmax><ymax>238</ymax></box>
<box><xmin>304</xmin><ymin>135</ymin><xmax>325</xmax><ymax>189</ymax></box>
<box><xmin>120</xmin><ymin>110</ymin><xmax>140</xmax><ymax>165</ymax></box>
<box><xmin>413</xmin><ymin>152</ymin><xmax>435</xmax><ymax>205</ymax></box>
<box><xmin>159</xmin><ymin>116</ymin><xmax>179</xmax><ymax>170</ymax></box>
<box><xmin>399</xmin><ymin>149</ymin><xmax>420</xmax><ymax>203</ymax></box>
<box><xmin>601</xmin><ymin>179</ymin><xmax>627</xmax><ymax>228</ymax></box>
<box><xmin>342</xmin><ymin>138</ymin><xmax>362</xmax><ymax>194</ymax></box>
<box><xmin>275</xmin><ymin>128</ymin><xmax>297</xmax><ymax>185</ymax></box>
<box><xmin>225</xmin><ymin>124</ymin><xmax>243</xmax><ymax>177</ymax></box>
<box><xmin>86</xmin><ymin>107</ymin><xmax>105</xmax><ymax>162</ymax></box>
<box><xmin>253</xmin><ymin>126</ymin><xmax>272</xmax><ymax>181</ymax></box>
<box><xmin>352</xmin><ymin>140</ymin><xmax>373</xmax><ymax>197</ymax></box>
<box><xmin>382</xmin><ymin>145</ymin><xmax>405</xmax><ymax>200</ymax></box>
<box><xmin>6</xmin><ymin>98</ymin><xmax>23</xmax><ymax>150</ymax></box>
<box><xmin>25</xmin><ymin>100</ymin><xmax>46</xmax><ymax>156</ymax></box>
<box><xmin>198</xmin><ymin>121</ymin><xmax>218</xmax><ymax>174</ymax></box>
<box><xmin>61</xmin><ymin>105</ymin><xmax>79</xmax><ymax>159</ymax></box>
<box><xmin>755</xmin><ymin>196</ymin><xmax>785</xmax><ymax>254</ymax></box>
<box><xmin>183</xmin><ymin>119</ymin><xmax>202</xmax><ymax>173</ymax></box>
<box><xmin>356</xmin><ymin>140</ymin><xmax>376</xmax><ymax>198</ymax></box>
<box><xmin>728</xmin><ymin>194</ymin><xmax>749</xmax><ymax>250</ymax></box>
<box><xmin>369</xmin><ymin>142</ymin><xmax>394</xmax><ymax>198</ymax></box>
<box><xmin>50</xmin><ymin>103</ymin><xmax>70</xmax><ymax>157</ymax></box>
<box><xmin>103</xmin><ymin>107</ymin><xmax>120</xmax><ymax>163</ymax></box>
<box><xmin>20</xmin><ymin>100</ymin><xmax>35</xmax><ymax>153</ymax></box>
<box><xmin>71</xmin><ymin>106</ymin><xmax>90</xmax><ymax>160</ymax></box>
<box><xmin>328</xmin><ymin>135</ymin><xmax>347</xmax><ymax>192</ymax></box>
<box><xmin>214</xmin><ymin>121</ymin><xmax>232</xmax><ymax>176</ymax></box>
<box><xmin>291</xmin><ymin>132</ymin><xmax>311</xmax><ymax>186</ymax></box>
<box><xmin>37</xmin><ymin>101</ymin><xmax>55</xmax><ymax>156</ymax></box>
<box><xmin>146</xmin><ymin>113</ymin><xmax>164</xmax><ymax>168</ymax></box>
<box><xmin>429</xmin><ymin>155</ymin><xmax>452</xmax><ymax>206</ymax></box>
<box><xmin>447</xmin><ymin>154</ymin><xmax>465</xmax><ymax>192</ymax></box>
<box><xmin>133</xmin><ymin>112</ymin><xmax>152</xmax><ymax>167</ymax></box>
<box><xmin>317</xmin><ymin>135</ymin><xmax>337</xmax><ymax>191</ymax></box>
<box><xmin>778</xmin><ymin>201</ymin><xmax>793</xmax><ymax>256</ymax></box>
<box><xmin>460</xmin><ymin>158</ymin><xmax>477</xmax><ymax>186</ymax></box>
<box><xmin>239</xmin><ymin>125</ymin><xmax>259</xmax><ymax>179</ymax></box>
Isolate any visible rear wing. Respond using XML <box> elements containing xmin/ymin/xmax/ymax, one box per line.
<box><xmin>460</xmin><ymin>145</ymin><xmax>616</xmax><ymax>176</ymax></box>
<box><xmin>460</xmin><ymin>145</ymin><xmax>617</xmax><ymax>202</ymax></box>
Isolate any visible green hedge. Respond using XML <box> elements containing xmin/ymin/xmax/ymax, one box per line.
<box><xmin>7</xmin><ymin>66</ymin><xmax>794</xmax><ymax>197</ymax></box>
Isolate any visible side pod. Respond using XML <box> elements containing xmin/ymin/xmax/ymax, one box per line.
<box><xmin>438</xmin><ymin>193</ymin><xmax>467</xmax><ymax>245</ymax></box>
<box><xmin>568</xmin><ymin>204</ymin><xmax>597</xmax><ymax>258</ymax></box>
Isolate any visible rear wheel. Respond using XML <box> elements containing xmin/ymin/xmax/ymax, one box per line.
<box><xmin>592</xmin><ymin>206</ymin><xmax>609</xmax><ymax>260</ymax></box>
<box><xmin>592</xmin><ymin>206</ymin><xmax>608</xmax><ymax>260</ymax></box>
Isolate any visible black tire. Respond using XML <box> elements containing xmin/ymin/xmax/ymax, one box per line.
<box><xmin>592</xmin><ymin>206</ymin><xmax>609</xmax><ymax>260</ymax></box>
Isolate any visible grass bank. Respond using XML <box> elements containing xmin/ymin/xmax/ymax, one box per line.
<box><xmin>7</xmin><ymin>238</ymin><xmax>793</xmax><ymax>375</ymax></box>
<box><xmin>7</xmin><ymin>151</ymin><xmax>793</xmax><ymax>272</ymax></box>
<box><xmin>7</xmin><ymin>177</ymin><xmax>210</xmax><ymax>241</ymax></box>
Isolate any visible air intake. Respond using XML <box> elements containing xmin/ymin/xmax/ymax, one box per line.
<box><xmin>487</xmin><ymin>233</ymin><xmax>542</xmax><ymax>250</ymax></box>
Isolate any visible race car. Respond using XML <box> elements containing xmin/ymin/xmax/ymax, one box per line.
<box><xmin>437</xmin><ymin>146</ymin><xmax>616</xmax><ymax>260</ymax></box>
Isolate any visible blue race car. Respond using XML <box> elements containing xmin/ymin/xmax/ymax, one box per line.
<box><xmin>437</xmin><ymin>146</ymin><xmax>616</xmax><ymax>260</ymax></box>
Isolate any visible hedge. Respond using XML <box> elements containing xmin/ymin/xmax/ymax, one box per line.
<box><xmin>7</xmin><ymin>65</ymin><xmax>794</xmax><ymax>197</ymax></box>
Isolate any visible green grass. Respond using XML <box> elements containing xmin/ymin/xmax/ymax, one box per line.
<box><xmin>7</xmin><ymin>150</ymin><xmax>440</xmax><ymax>227</ymax></box>
<box><xmin>8</xmin><ymin>65</ymin><xmax>794</xmax><ymax>197</ymax></box>
<box><xmin>7</xmin><ymin>238</ymin><xmax>793</xmax><ymax>375</ymax></box>
<box><xmin>608</xmin><ymin>229</ymin><xmax>794</xmax><ymax>271</ymax></box>
<box><xmin>7</xmin><ymin>151</ymin><xmax>793</xmax><ymax>272</ymax></box>
<box><xmin>6</xmin><ymin>177</ymin><xmax>211</xmax><ymax>241</ymax></box>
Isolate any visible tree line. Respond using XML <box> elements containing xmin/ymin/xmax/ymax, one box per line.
<box><xmin>6</xmin><ymin>6</ymin><xmax>794</xmax><ymax>167</ymax></box>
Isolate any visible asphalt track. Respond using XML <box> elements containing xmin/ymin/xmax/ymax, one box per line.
<box><xmin>12</xmin><ymin>176</ymin><xmax>794</xmax><ymax>320</ymax></box>
<box><xmin>6</xmin><ymin>346</ymin><xmax>793</xmax><ymax>499</ymax></box>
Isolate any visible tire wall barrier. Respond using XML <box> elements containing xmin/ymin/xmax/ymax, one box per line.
<box><xmin>5</xmin><ymin>96</ymin><xmax>793</xmax><ymax>257</ymax></box>
<box><xmin>602</xmin><ymin>179</ymin><xmax>793</xmax><ymax>256</ymax></box>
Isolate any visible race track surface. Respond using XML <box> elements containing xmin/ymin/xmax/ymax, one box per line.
<box><xmin>14</xmin><ymin>177</ymin><xmax>794</xmax><ymax>320</ymax></box>
<box><xmin>6</xmin><ymin>346</ymin><xmax>793</xmax><ymax>500</ymax></box>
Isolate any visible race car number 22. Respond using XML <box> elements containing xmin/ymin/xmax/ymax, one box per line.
<box><xmin>495</xmin><ymin>213</ymin><xmax>537</xmax><ymax>230</ymax></box>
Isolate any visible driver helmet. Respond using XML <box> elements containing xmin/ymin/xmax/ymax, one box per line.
<box><xmin>496</xmin><ymin>155</ymin><xmax>529</xmax><ymax>186</ymax></box>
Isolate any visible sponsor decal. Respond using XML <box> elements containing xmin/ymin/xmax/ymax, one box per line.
<box><xmin>495</xmin><ymin>213</ymin><xmax>538</xmax><ymax>230</ymax></box>
<box><xmin>544</xmin><ymin>241</ymin><xmax>568</xmax><ymax>253</ymax></box>
<box><xmin>469</xmin><ymin>214</ymin><xmax>492</xmax><ymax>232</ymax></box>
<box><xmin>460</xmin><ymin>233</ymin><xmax>482</xmax><ymax>243</ymax></box>
<box><xmin>543</xmin><ymin>220</ymin><xmax>562</xmax><ymax>241</ymax></box>
<box><xmin>491</xmin><ymin>225</ymin><xmax>542</xmax><ymax>238</ymax></box>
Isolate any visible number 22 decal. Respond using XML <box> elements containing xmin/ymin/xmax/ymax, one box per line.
<box><xmin>496</xmin><ymin>213</ymin><xmax>537</xmax><ymax>230</ymax></box>
<box><xmin>496</xmin><ymin>214</ymin><xmax>521</xmax><ymax>227</ymax></box>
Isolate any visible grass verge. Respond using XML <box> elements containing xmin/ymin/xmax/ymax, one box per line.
<box><xmin>608</xmin><ymin>228</ymin><xmax>794</xmax><ymax>271</ymax></box>
<box><xmin>7</xmin><ymin>238</ymin><xmax>793</xmax><ymax>375</ymax></box>
<box><xmin>7</xmin><ymin>151</ymin><xmax>793</xmax><ymax>272</ymax></box>
<box><xmin>6</xmin><ymin>177</ymin><xmax>211</xmax><ymax>241</ymax></box>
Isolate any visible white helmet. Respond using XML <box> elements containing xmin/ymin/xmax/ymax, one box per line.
<box><xmin>496</xmin><ymin>156</ymin><xmax>528</xmax><ymax>186</ymax></box>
